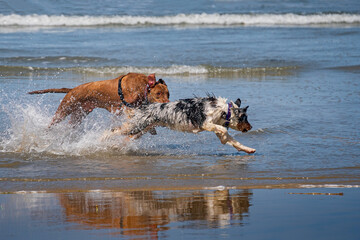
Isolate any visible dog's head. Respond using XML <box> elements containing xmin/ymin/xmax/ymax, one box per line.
<box><xmin>230</xmin><ymin>98</ymin><xmax>252</xmax><ymax>133</ymax></box>
<box><xmin>146</xmin><ymin>74</ymin><xmax>170</xmax><ymax>103</ymax></box>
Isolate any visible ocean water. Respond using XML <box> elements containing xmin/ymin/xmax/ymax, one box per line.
<box><xmin>1</xmin><ymin>0</ymin><xmax>360</xmax><ymax>239</ymax></box>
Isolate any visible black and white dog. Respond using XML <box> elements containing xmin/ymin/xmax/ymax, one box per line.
<box><xmin>103</xmin><ymin>96</ymin><xmax>256</xmax><ymax>154</ymax></box>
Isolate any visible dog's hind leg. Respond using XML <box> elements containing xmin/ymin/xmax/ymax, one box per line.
<box><xmin>69</xmin><ymin>100</ymin><xmax>97</xmax><ymax>125</ymax></box>
<box><xmin>202</xmin><ymin>122</ymin><xmax>256</xmax><ymax>154</ymax></box>
<box><xmin>49</xmin><ymin>106</ymin><xmax>71</xmax><ymax>127</ymax></box>
<box><xmin>69</xmin><ymin>109</ymin><xmax>89</xmax><ymax>126</ymax></box>
<box><xmin>118</xmin><ymin>121</ymin><xmax>156</xmax><ymax>139</ymax></box>
<box><xmin>122</xmin><ymin>107</ymin><xmax>157</xmax><ymax>136</ymax></box>
<box><xmin>49</xmin><ymin>96</ymin><xmax>76</xmax><ymax>127</ymax></box>
<box><xmin>50</xmin><ymin>102</ymin><xmax>87</xmax><ymax>127</ymax></box>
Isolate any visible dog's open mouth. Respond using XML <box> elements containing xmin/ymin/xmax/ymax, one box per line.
<box><xmin>238</xmin><ymin>123</ymin><xmax>252</xmax><ymax>133</ymax></box>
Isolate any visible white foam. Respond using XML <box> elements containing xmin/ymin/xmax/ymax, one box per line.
<box><xmin>299</xmin><ymin>184</ymin><xmax>360</xmax><ymax>189</ymax></box>
<box><xmin>0</xmin><ymin>99</ymin><xmax>134</xmax><ymax>156</ymax></box>
<box><xmin>13</xmin><ymin>190</ymin><xmax>47</xmax><ymax>194</ymax></box>
<box><xmin>205</xmin><ymin>185</ymin><xmax>236</xmax><ymax>190</ymax></box>
<box><xmin>79</xmin><ymin>65</ymin><xmax>209</xmax><ymax>75</ymax></box>
<box><xmin>1</xmin><ymin>13</ymin><xmax>359</xmax><ymax>27</ymax></box>
<box><xmin>74</xmin><ymin>65</ymin><xmax>296</xmax><ymax>77</ymax></box>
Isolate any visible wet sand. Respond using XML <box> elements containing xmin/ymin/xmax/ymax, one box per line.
<box><xmin>1</xmin><ymin>188</ymin><xmax>359</xmax><ymax>239</ymax></box>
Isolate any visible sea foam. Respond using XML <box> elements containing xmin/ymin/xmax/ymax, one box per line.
<box><xmin>1</xmin><ymin>13</ymin><xmax>359</xmax><ymax>27</ymax></box>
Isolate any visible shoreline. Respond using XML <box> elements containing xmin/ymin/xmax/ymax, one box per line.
<box><xmin>1</xmin><ymin>183</ymin><xmax>359</xmax><ymax>195</ymax></box>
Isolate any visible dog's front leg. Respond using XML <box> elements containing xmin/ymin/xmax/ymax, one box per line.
<box><xmin>202</xmin><ymin>123</ymin><xmax>256</xmax><ymax>154</ymax></box>
<box><xmin>130</xmin><ymin>124</ymin><xmax>157</xmax><ymax>139</ymax></box>
<box><xmin>220</xmin><ymin>133</ymin><xmax>256</xmax><ymax>154</ymax></box>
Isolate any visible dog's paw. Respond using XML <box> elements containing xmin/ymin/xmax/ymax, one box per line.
<box><xmin>243</xmin><ymin>148</ymin><xmax>256</xmax><ymax>154</ymax></box>
<box><xmin>235</xmin><ymin>145</ymin><xmax>256</xmax><ymax>154</ymax></box>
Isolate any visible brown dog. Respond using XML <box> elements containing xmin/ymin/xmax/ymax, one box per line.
<box><xmin>28</xmin><ymin>73</ymin><xmax>170</xmax><ymax>126</ymax></box>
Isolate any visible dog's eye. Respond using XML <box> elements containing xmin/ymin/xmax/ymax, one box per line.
<box><xmin>156</xmin><ymin>92</ymin><xmax>161</xmax><ymax>96</ymax></box>
<box><xmin>239</xmin><ymin>114</ymin><xmax>247</xmax><ymax>121</ymax></box>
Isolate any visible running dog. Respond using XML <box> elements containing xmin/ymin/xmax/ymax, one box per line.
<box><xmin>28</xmin><ymin>73</ymin><xmax>170</xmax><ymax>126</ymax></box>
<box><xmin>103</xmin><ymin>96</ymin><xmax>256</xmax><ymax>154</ymax></box>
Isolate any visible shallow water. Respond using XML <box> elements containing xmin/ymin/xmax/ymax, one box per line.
<box><xmin>1</xmin><ymin>0</ymin><xmax>360</xmax><ymax>238</ymax></box>
<box><xmin>1</xmin><ymin>69</ymin><xmax>359</xmax><ymax>192</ymax></box>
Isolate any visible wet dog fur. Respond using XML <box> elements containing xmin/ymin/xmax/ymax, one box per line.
<box><xmin>28</xmin><ymin>73</ymin><xmax>170</xmax><ymax>127</ymax></box>
<box><xmin>103</xmin><ymin>96</ymin><xmax>256</xmax><ymax>154</ymax></box>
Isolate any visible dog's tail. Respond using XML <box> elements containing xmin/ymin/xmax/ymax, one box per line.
<box><xmin>28</xmin><ymin>88</ymin><xmax>72</xmax><ymax>94</ymax></box>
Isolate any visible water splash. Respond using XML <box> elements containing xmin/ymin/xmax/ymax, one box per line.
<box><xmin>0</xmin><ymin>94</ymin><xmax>136</xmax><ymax>156</ymax></box>
<box><xmin>0</xmin><ymin>91</ymin><xmax>258</xmax><ymax>157</ymax></box>
<box><xmin>0</xmin><ymin>98</ymin><xmax>203</xmax><ymax>157</ymax></box>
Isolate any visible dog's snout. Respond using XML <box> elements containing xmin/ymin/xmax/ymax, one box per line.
<box><xmin>238</xmin><ymin>122</ymin><xmax>252</xmax><ymax>132</ymax></box>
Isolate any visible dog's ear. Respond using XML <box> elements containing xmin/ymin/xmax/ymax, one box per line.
<box><xmin>243</xmin><ymin>106</ymin><xmax>249</xmax><ymax>112</ymax></box>
<box><xmin>148</xmin><ymin>73</ymin><xmax>156</xmax><ymax>88</ymax></box>
<box><xmin>157</xmin><ymin>78</ymin><xmax>167</xmax><ymax>86</ymax></box>
<box><xmin>235</xmin><ymin>98</ymin><xmax>241</xmax><ymax>107</ymax></box>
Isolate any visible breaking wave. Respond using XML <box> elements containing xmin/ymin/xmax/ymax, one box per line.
<box><xmin>0</xmin><ymin>64</ymin><xmax>299</xmax><ymax>77</ymax></box>
<box><xmin>1</xmin><ymin>13</ymin><xmax>360</xmax><ymax>27</ymax></box>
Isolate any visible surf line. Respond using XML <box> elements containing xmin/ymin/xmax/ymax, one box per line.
<box><xmin>288</xmin><ymin>192</ymin><xmax>343</xmax><ymax>196</ymax></box>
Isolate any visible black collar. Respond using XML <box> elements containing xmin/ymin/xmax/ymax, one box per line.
<box><xmin>118</xmin><ymin>75</ymin><xmax>135</xmax><ymax>108</ymax></box>
<box><xmin>118</xmin><ymin>75</ymin><xmax>151</xmax><ymax>108</ymax></box>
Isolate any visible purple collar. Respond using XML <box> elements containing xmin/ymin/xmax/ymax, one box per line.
<box><xmin>224</xmin><ymin>103</ymin><xmax>232</xmax><ymax>129</ymax></box>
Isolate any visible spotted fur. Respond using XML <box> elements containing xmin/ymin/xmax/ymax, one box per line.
<box><xmin>103</xmin><ymin>96</ymin><xmax>256</xmax><ymax>154</ymax></box>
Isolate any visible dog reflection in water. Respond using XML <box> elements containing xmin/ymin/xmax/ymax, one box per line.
<box><xmin>103</xmin><ymin>96</ymin><xmax>256</xmax><ymax>154</ymax></box>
